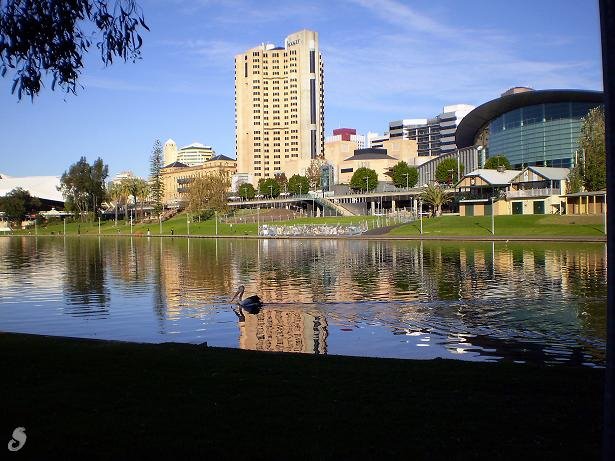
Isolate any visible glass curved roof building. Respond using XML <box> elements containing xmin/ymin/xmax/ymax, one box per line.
<box><xmin>455</xmin><ymin>88</ymin><xmax>603</xmax><ymax>169</ymax></box>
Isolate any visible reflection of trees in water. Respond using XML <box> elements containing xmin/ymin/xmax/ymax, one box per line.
<box><xmin>106</xmin><ymin>237</ymin><xmax>152</xmax><ymax>285</ymax></box>
<box><xmin>63</xmin><ymin>238</ymin><xmax>109</xmax><ymax>313</ymax></box>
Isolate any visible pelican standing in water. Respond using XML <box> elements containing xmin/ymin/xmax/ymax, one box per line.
<box><xmin>231</xmin><ymin>285</ymin><xmax>263</xmax><ymax>315</ymax></box>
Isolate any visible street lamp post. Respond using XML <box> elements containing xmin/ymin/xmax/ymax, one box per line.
<box><xmin>403</xmin><ymin>173</ymin><xmax>409</xmax><ymax>190</ymax></box>
<box><xmin>130</xmin><ymin>210</ymin><xmax>133</xmax><ymax>234</ymax></box>
<box><xmin>187</xmin><ymin>213</ymin><xmax>190</xmax><ymax>236</ymax></box>
<box><xmin>491</xmin><ymin>196</ymin><xmax>495</xmax><ymax>235</ymax></box>
<box><xmin>215</xmin><ymin>211</ymin><xmax>218</xmax><ymax>236</ymax></box>
<box><xmin>269</xmin><ymin>185</ymin><xmax>273</xmax><ymax>199</ymax></box>
<box><xmin>605</xmin><ymin>192</ymin><xmax>608</xmax><ymax>235</ymax></box>
<box><xmin>98</xmin><ymin>216</ymin><xmax>101</xmax><ymax>235</ymax></box>
<box><xmin>419</xmin><ymin>199</ymin><xmax>423</xmax><ymax>235</ymax></box>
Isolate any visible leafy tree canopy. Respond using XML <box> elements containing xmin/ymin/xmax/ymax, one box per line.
<box><xmin>274</xmin><ymin>172</ymin><xmax>288</xmax><ymax>188</ymax></box>
<box><xmin>306</xmin><ymin>157</ymin><xmax>327</xmax><ymax>190</ymax></box>
<box><xmin>238</xmin><ymin>182</ymin><xmax>255</xmax><ymax>200</ymax></box>
<box><xmin>0</xmin><ymin>187</ymin><xmax>40</xmax><ymax>220</ymax></box>
<box><xmin>259</xmin><ymin>178</ymin><xmax>280</xmax><ymax>198</ymax></box>
<box><xmin>483</xmin><ymin>155</ymin><xmax>511</xmax><ymax>170</ymax></box>
<box><xmin>388</xmin><ymin>161</ymin><xmax>418</xmax><ymax>188</ymax></box>
<box><xmin>350</xmin><ymin>167</ymin><xmax>378</xmax><ymax>192</ymax></box>
<box><xmin>186</xmin><ymin>172</ymin><xmax>230</xmax><ymax>216</ymax></box>
<box><xmin>0</xmin><ymin>0</ymin><xmax>149</xmax><ymax>99</ymax></box>
<box><xmin>59</xmin><ymin>156</ymin><xmax>108</xmax><ymax>219</ymax></box>
<box><xmin>287</xmin><ymin>174</ymin><xmax>309</xmax><ymax>195</ymax></box>
<box><xmin>435</xmin><ymin>158</ymin><xmax>464</xmax><ymax>185</ymax></box>
<box><xmin>580</xmin><ymin>106</ymin><xmax>605</xmax><ymax>191</ymax></box>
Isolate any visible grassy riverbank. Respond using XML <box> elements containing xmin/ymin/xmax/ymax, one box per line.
<box><xmin>388</xmin><ymin>214</ymin><xmax>606</xmax><ymax>236</ymax></box>
<box><xmin>0</xmin><ymin>333</ymin><xmax>603</xmax><ymax>459</ymax></box>
<box><xmin>8</xmin><ymin>213</ymin><xmax>606</xmax><ymax>238</ymax></box>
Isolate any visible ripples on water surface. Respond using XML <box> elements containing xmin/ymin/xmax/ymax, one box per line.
<box><xmin>0</xmin><ymin>236</ymin><xmax>607</xmax><ymax>366</ymax></box>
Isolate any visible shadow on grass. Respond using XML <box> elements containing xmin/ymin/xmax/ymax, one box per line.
<box><xmin>474</xmin><ymin>221</ymin><xmax>492</xmax><ymax>234</ymax></box>
<box><xmin>589</xmin><ymin>226</ymin><xmax>606</xmax><ymax>234</ymax></box>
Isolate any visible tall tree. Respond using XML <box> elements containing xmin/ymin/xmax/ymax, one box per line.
<box><xmin>122</xmin><ymin>177</ymin><xmax>148</xmax><ymax>220</ymax></box>
<box><xmin>580</xmin><ymin>106</ymin><xmax>606</xmax><ymax>191</ymax></box>
<box><xmin>90</xmin><ymin>157</ymin><xmax>108</xmax><ymax>213</ymax></box>
<box><xmin>274</xmin><ymin>172</ymin><xmax>288</xmax><ymax>192</ymax></box>
<box><xmin>186</xmin><ymin>172</ymin><xmax>231</xmax><ymax>217</ymax></box>
<box><xmin>306</xmin><ymin>157</ymin><xmax>327</xmax><ymax>190</ymax></box>
<box><xmin>149</xmin><ymin>140</ymin><xmax>164</xmax><ymax>216</ymax></box>
<box><xmin>0</xmin><ymin>187</ymin><xmax>40</xmax><ymax>221</ymax></box>
<box><xmin>484</xmin><ymin>155</ymin><xmax>511</xmax><ymax>170</ymax></box>
<box><xmin>435</xmin><ymin>158</ymin><xmax>464</xmax><ymax>185</ymax></box>
<box><xmin>350</xmin><ymin>167</ymin><xmax>378</xmax><ymax>192</ymax></box>
<box><xmin>287</xmin><ymin>174</ymin><xmax>310</xmax><ymax>195</ymax></box>
<box><xmin>107</xmin><ymin>181</ymin><xmax>123</xmax><ymax>225</ymax></box>
<box><xmin>259</xmin><ymin>178</ymin><xmax>280</xmax><ymax>198</ymax></box>
<box><xmin>0</xmin><ymin>0</ymin><xmax>149</xmax><ymax>99</ymax></box>
<box><xmin>59</xmin><ymin>156</ymin><xmax>108</xmax><ymax>220</ymax></box>
<box><xmin>238</xmin><ymin>182</ymin><xmax>255</xmax><ymax>200</ymax></box>
<box><xmin>388</xmin><ymin>161</ymin><xmax>418</xmax><ymax>188</ymax></box>
<box><xmin>420</xmin><ymin>184</ymin><xmax>452</xmax><ymax>217</ymax></box>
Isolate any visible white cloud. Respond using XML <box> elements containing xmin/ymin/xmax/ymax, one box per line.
<box><xmin>324</xmin><ymin>0</ymin><xmax>602</xmax><ymax>119</ymax></box>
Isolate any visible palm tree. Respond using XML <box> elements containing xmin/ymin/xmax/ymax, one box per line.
<box><xmin>136</xmin><ymin>180</ymin><xmax>151</xmax><ymax>221</ymax></box>
<box><xmin>108</xmin><ymin>182</ymin><xmax>123</xmax><ymax>226</ymax></box>
<box><xmin>420</xmin><ymin>184</ymin><xmax>452</xmax><ymax>217</ymax></box>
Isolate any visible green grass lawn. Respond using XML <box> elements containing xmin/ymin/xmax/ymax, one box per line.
<box><xmin>388</xmin><ymin>214</ymin><xmax>606</xmax><ymax>236</ymax></box>
<box><xmin>11</xmin><ymin>213</ymin><xmax>380</xmax><ymax>237</ymax></box>
<box><xmin>0</xmin><ymin>333</ymin><xmax>603</xmax><ymax>459</ymax></box>
<box><xmin>8</xmin><ymin>213</ymin><xmax>606</xmax><ymax>238</ymax></box>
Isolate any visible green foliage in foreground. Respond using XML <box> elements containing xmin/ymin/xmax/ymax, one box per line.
<box><xmin>0</xmin><ymin>333</ymin><xmax>602</xmax><ymax>458</ymax></box>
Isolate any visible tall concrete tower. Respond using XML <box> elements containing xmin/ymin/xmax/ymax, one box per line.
<box><xmin>234</xmin><ymin>30</ymin><xmax>324</xmax><ymax>184</ymax></box>
<box><xmin>163</xmin><ymin>139</ymin><xmax>178</xmax><ymax>166</ymax></box>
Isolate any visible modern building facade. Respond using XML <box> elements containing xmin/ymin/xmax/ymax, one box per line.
<box><xmin>235</xmin><ymin>30</ymin><xmax>324</xmax><ymax>184</ymax></box>
<box><xmin>387</xmin><ymin>104</ymin><xmax>475</xmax><ymax>156</ymax></box>
<box><xmin>324</xmin><ymin>130</ymin><xmax>421</xmax><ymax>184</ymax></box>
<box><xmin>163</xmin><ymin>139</ymin><xmax>215</xmax><ymax>167</ymax></box>
<box><xmin>455</xmin><ymin>88</ymin><xmax>603</xmax><ymax>169</ymax></box>
<box><xmin>326</xmin><ymin>128</ymin><xmax>366</xmax><ymax>148</ymax></box>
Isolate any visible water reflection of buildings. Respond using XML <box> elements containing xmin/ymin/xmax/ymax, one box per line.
<box><xmin>239</xmin><ymin>308</ymin><xmax>328</xmax><ymax>354</ymax></box>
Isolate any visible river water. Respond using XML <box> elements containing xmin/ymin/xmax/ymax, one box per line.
<box><xmin>0</xmin><ymin>236</ymin><xmax>606</xmax><ymax>366</ymax></box>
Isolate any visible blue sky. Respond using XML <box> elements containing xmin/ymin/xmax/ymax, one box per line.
<box><xmin>0</xmin><ymin>0</ymin><xmax>603</xmax><ymax>178</ymax></box>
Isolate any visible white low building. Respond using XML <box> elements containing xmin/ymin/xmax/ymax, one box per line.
<box><xmin>0</xmin><ymin>172</ymin><xmax>63</xmax><ymax>203</ymax></box>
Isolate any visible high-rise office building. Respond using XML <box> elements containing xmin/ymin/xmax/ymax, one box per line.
<box><xmin>235</xmin><ymin>30</ymin><xmax>324</xmax><ymax>183</ymax></box>
<box><xmin>388</xmin><ymin>104</ymin><xmax>475</xmax><ymax>157</ymax></box>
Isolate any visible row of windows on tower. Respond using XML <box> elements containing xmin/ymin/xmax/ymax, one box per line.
<box><xmin>254</xmin><ymin>148</ymin><xmax>299</xmax><ymax>152</ymax></box>
<box><xmin>250</xmin><ymin>50</ymin><xmax>298</xmax><ymax>57</ymax></box>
